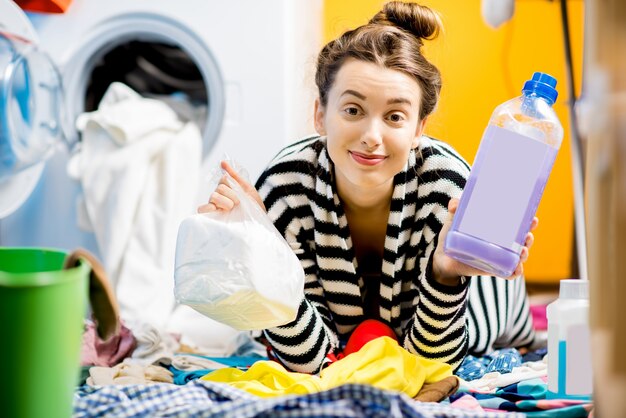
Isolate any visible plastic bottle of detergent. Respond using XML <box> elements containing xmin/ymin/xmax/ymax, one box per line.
<box><xmin>546</xmin><ymin>279</ymin><xmax>593</xmax><ymax>400</ymax></box>
<box><xmin>444</xmin><ymin>72</ymin><xmax>564</xmax><ymax>277</ymax></box>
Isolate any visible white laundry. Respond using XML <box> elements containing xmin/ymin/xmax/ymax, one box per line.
<box><xmin>170</xmin><ymin>355</ymin><xmax>230</xmax><ymax>371</ymax></box>
<box><xmin>68</xmin><ymin>82</ymin><xmax>201</xmax><ymax>331</ymax></box>
<box><xmin>165</xmin><ymin>304</ymin><xmax>241</xmax><ymax>356</ymax></box>
<box><xmin>126</xmin><ymin>320</ymin><xmax>181</xmax><ymax>366</ymax></box>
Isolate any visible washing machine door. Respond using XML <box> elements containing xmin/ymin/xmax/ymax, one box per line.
<box><xmin>0</xmin><ymin>1</ymin><xmax>67</xmax><ymax>218</ymax></box>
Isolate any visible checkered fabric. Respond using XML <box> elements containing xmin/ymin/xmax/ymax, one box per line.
<box><xmin>73</xmin><ymin>381</ymin><xmax>523</xmax><ymax>417</ymax></box>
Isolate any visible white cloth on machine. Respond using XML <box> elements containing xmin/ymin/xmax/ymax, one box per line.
<box><xmin>68</xmin><ymin>82</ymin><xmax>201</xmax><ymax>331</ymax></box>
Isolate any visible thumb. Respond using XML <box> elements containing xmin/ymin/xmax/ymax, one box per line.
<box><xmin>439</xmin><ymin>198</ymin><xmax>459</xmax><ymax>241</ymax></box>
<box><xmin>448</xmin><ymin>198</ymin><xmax>460</xmax><ymax>216</ymax></box>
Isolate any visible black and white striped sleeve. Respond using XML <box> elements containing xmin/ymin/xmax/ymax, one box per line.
<box><xmin>466</xmin><ymin>274</ymin><xmax>538</xmax><ymax>356</ymax></box>
<box><xmin>256</xmin><ymin>161</ymin><xmax>339</xmax><ymax>373</ymax></box>
<box><xmin>401</xmin><ymin>140</ymin><xmax>471</xmax><ymax>369</ymax></box>
<box><xmin>403</xmin><ymin>248</ymin><xmax>471</xmax><ymax>369</ymax></box>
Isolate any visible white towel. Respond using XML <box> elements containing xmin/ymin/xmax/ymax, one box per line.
<box><xmin>68</xmin><ymin>82</ymin><xmax>202</xmax><ymax>331</ymax></box>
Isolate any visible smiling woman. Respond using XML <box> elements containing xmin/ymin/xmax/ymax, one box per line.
<box><xmin>199</xmin><ymin>1</ymin><xmax>543</xmax><ymax>374</ymax></box>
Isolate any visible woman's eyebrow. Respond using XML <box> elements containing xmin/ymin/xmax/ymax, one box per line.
<box><xmin>387</xmin><ymin>97</ymin><xmax>412</xmax><ymax>105</ymax></box>
<box><xmin>340</xmin><ymin>90</ymin><xmax>412</xmax><ymax>106</ymax></box>
<box><xmin>340</xmin><ymin>89</ymin><xmax>366</xmax><ymax>100</ymax></box>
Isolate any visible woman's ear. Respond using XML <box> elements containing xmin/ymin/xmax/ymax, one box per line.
<box><xmin>412</xmin><ymin>116</ymin><xmax>428</xmax><ymax>149</ymax></box>
<box><xmin>314</xmin><ymin>99</ymin><xmax>327</xmax><ymax>136</ymax></box>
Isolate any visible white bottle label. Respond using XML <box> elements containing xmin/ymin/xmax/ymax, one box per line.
<box><xmin>547</xmin><ymin>324</ymin><xmax>559</xmax><ymax>392</ymax></box>
<box><xmin>459</xmin><ymin>125</ymin><xmax>550</xmax><ymax>249</ymax></box>
<box><xmin>565</xmin><ymin>324</ymin><xmax>593</xmax><ymax>395</ymax></box>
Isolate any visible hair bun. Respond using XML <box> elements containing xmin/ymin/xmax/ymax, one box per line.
<box><xmin>370</xmin><ymin>1</ymin><xmax>442</xmax><ymax>41</ymax></box>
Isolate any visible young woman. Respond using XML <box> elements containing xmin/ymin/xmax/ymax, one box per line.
<box><xmin>199</xmin><ymin>1</ymin><xmax>540</xmax><ymax>373</ymax></box>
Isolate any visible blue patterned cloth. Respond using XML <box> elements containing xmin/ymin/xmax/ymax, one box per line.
<box><xmin>74</xmin><ymin>381</ymin><xmax>522</xmax><ymax>418</ymax></box>
<box><xmin>455</xmin><ymin>348</ymin><xmax>523</xmax><ymax>381</ymax></box>
<box><xmin>450</xmin><ymin>378</ymin><xmax>592</xmax><ymax>417</ymax></box>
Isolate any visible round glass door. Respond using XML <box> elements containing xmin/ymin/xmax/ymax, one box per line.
<box><xmin>0</xmin><ymin>32</ymin><xmax>66</xmax><ymax>181</ymax></box>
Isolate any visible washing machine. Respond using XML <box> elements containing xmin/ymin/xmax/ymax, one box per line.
<box><xmin>0</xmin><ymin>0</ymin><xmax>322</xmax><ymax>252</ymax></box>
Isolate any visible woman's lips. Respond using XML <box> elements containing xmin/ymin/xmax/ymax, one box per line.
<box><xmin>349</xmin><ymin>151</ymin><xmax>387</xmax><ymax>166</ymax></box>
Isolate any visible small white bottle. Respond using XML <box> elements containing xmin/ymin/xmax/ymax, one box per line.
<box><xmin>546</xmin><ymin>279</ymin><xmax>593</xmax><ymax>400</ymax></box>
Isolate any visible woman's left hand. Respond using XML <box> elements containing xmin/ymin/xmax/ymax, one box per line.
<box><xmin>432</xmin><ymin>198</ymin><xmax>539</xmax><ymax>285</ymax></box>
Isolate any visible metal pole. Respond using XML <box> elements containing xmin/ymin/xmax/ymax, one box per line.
<box><xmin>559</xmin><ymin>0</ymin><xmax>588</xmax><ymax>280</ymax></box>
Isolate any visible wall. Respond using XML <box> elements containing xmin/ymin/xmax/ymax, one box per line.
<box><xmin>323</xmin><ymin>0</ymin><xmax>584</xmax><ymax>282</ymax></box>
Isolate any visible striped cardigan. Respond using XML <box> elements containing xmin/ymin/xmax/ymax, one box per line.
<box><xmin>255</xmin><ymin>135</ymin><xmax>538</xmax><ymax>373</ymax></box>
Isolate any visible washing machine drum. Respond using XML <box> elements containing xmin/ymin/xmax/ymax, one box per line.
<box><xmin>0</xmin><ymin>32</ymin><xmax>67</xmax><ymax>217</ymax></box>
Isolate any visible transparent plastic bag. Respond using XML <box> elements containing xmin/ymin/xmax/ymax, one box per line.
<box><xmin>174</xmin><ymin>162</ymin><xmax>305</xmax><ymax>330</ymax></box>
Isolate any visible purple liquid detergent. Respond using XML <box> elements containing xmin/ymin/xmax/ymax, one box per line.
<box><xmin>445</xmin><ymin>72</ymin><xmax>564</xmax><ymax>277</ymax></box>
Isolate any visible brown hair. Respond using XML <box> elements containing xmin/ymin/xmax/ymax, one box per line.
<box><xmin>315</xmin><ymin>1</ymin><xmax>442</xmax><ymax>120</ymax></box>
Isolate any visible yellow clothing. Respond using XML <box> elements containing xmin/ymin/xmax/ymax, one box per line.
<box><xmin>202</xmin><ymin>336</ymin><xmax>452</xmax><ymax>397</ymax></box>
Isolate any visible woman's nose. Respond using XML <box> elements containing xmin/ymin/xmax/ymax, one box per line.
<box><xmin>361</xmin><ymin>120</ymin><xmax>383</xmax><ymax>149</ymax></box>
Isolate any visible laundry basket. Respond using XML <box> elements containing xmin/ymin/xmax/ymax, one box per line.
<box><xmin>0</xmin><ymin>248</ymin><xmax>89</xmax><ymax>418</ymax></box>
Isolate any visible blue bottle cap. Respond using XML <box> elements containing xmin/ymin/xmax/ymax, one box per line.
<box><xmin>522</xmin><ymin>72</ymin><xmax>558</xmax><ymax>105</ymax></box>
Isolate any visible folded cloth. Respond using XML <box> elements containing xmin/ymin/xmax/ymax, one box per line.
<box><xmin>127</xmin><ymin>321</ymin><xmax>180</xmax><ymax>366</ymax></box>
<box><xmin>87</xmin><ymin>361</ymin><xmax>173</xmax><ymax>386</ymax></box>
<box><xmin>170</xmin><ymin>355</ymin><xmax>231</xmax><ymax>371</ymax></box>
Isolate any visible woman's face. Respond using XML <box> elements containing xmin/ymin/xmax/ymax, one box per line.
<box><xmin>315</xmin><ymin>58</ymin><xmax>427</xmax><ymax>193</ymax></box>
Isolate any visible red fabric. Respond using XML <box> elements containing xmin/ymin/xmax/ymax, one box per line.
<box><xmin>14</xmin><ymin>0</ymin><xmax>72</xmax><ymax>13</ymax></box>
<box><xmin>341</xmin><ymin>319</ymin><xmax>397</xmax><ymax>357</ymax></box>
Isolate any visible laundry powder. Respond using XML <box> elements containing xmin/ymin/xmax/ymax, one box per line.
<box><xmin>174</xmin><ymin>213</ymin><xmax>305</xmax><ymax>330</ymax></box>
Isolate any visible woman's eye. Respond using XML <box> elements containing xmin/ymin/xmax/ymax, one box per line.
<box><xmin>345</xmin><ymin>107</ymin><xmax>359</xmax><ymax>116</ymax></box>
<box><xmin>388</xmin><ymin>113</ymin><xmax>404</xmax><ymax>123</ymax></box>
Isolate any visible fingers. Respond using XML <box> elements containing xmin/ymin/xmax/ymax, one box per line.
<box><xmin>530</xmin><ymin>217</ymin><xmax>539</xmax><ymax>232</ymax></box>
<box><xmin>215</xmin><ymin>180</ymin><xmax>241</xmax><ymax>206</ymax></box>
<box><xmin>197</xmin><ymin>173</ymin><xmax>241</xmax><ymax>213</ymax></box>
<box><xmin>525</xmin><ymin>232</ymin><xmax>534</xmax><ymax>249</ymax></box>
<box><xmin>197</xmin><ymin>202</ymin><xmax>217</xmax><ymax>213</ymax></box>
<box><xmin>506</xmin><ymin>245</ymin><xmax>530</xmax><ymax>280</ymax></box>
<box><xmin>221</xmin><ymin>160</ymin><xmax>267</xmax><ymax>211</ymax></box>
<box><xmin>210</xmin><ymin>189</ymin><xmax>238</xmax><ymax>211</ymax></box>
<box><xmin>198</xmin><ymin>161</ymin><xmax>266</xmax><ymax>213</ymax></box>
<box><xmin>198</xmin><ymin>191</ymin><xmax>235</xmax><ymax>212</ymax></box>
<box><xmin>477</xmin><ymin>217</ymin><xmax>537</xmax><ymax>281</ymax></box>
<box><xmin>519</xmin><ymin>246</ymin><xmax>529</xmax><ymax>263</ymax></box>
<box><xmin>221</xmin><ymin>160</ymin><xmax>254</xmax><ymax>192</ymax></box>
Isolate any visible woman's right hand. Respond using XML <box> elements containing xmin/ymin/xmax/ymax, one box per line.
<box><xmin>197</xmin><ymin>160</ymin><xmax>266</xmax><ymax>213</ymax></box>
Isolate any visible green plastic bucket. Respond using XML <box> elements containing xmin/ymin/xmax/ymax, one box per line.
<box><xmin>0</xmin><ymin>248</ymin><xmax>89</xmax><ymax>418</ymax></box>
